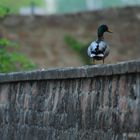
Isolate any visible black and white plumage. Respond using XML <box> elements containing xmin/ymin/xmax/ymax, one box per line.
<box><xmin>87</xmin><ymin>40</ymin><xmax>109</xmax><ymax>60</ymax></box>
<box><xmin>87</xmin><ymin>24</ymin><xmax>112</xmax><ymax>64</ymax></box>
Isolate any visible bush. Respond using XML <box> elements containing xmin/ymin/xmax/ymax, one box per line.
<box><xmin>0</xmin><ymin>6</ymin><xmax>36</xmax><ymax>73</ymax></box>
<box><xmin>0</xmin><ymin>6</ymin><xmax>9</xmax><ymax>18</ymax></box>
<box><xmin>64</xmin><ymin>35</ymin><xmax>90</xmax><ymax>64</ymax></box>
<box><xmin>0</xmin><ymin>38</ymin><xmax>36</xmax><ymax>73</ymax></box>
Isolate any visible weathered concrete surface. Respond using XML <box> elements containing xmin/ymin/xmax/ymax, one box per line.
<box><xmin>0</xmin><ymin>59</ymin><xmax>140</xmax><ymax>140</ymax></box>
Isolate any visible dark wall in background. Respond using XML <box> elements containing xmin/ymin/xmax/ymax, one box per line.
<box><xmin>0</xmin><ymin>6</ymin><xmax>140</xmax><ymax>67</ymax></box>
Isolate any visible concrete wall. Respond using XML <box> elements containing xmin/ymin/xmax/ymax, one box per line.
<box><xmin>0</xmin><ymin>59</ymin><xmax>140</xmax><ymax>140</ymax></box>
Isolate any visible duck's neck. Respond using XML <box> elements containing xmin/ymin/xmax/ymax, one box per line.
<box><xmin>97</xmin><ymin>35</ymin><xmax>104</xmax><ymax>41</ymax></box>
<box><xmin>97</xmin><ymin>28</ymin><xmax>105</xmax><ymax>41</ymax></box>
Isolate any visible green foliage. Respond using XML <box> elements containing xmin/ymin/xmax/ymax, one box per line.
<box><xmin>0</xmin><ymin>0</ymin><xmax>44</xmax><ymax>13</ymax></box>
<box><xmin>0</xmin><ymin>7</ymin><xmax>36</xmax><ymax>73</ymax></box>
<box><xmin>0</xmin><ymin>5</ymin><xmax>9</xmax><ymax>18</ymax></box>
<box><xmin>64</xmin><ymin>35</ymin><xmax>90</xmax><ymax>64</ymax></box>
<box><xmin>0</xmin><ymin>38</ymin><xmax>36</xmax><ymax>73</ymax></box>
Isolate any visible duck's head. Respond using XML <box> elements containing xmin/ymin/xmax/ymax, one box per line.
<box><xmin>97</xmin><ymin>24</ymin><xmax>112</xmax><ymax>38</ymax></box>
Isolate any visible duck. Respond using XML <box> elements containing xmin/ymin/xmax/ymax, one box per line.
<box><xmin>87</xmin><ymin>24</ymin><xmax>112</xmax><ymax>64</ymax></box>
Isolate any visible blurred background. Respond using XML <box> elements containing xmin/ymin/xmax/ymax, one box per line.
<box><xmin>0</xmin><ymin>0</ymin><xmax>140</xmax><ymax>72</ymax></box>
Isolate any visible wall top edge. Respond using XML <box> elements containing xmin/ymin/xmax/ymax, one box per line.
<box><xmin>0</xmin><ymin>59</ymin><xmax>139</xmax><ymax>83</ymax></box>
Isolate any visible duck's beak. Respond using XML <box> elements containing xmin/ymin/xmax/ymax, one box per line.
<box><xmin>107</xmin><ymin>29</ymin><xmax>113</xmax><ymax>33</ymax></box>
